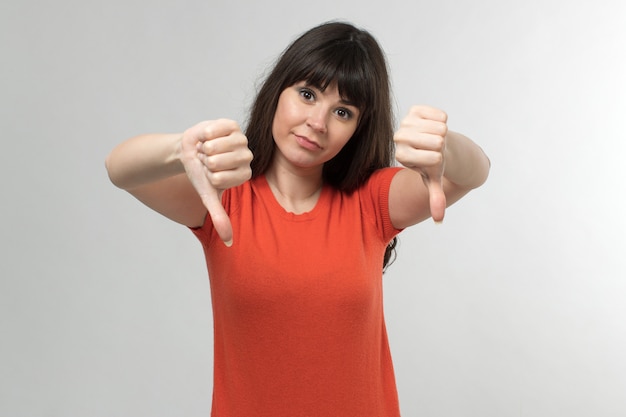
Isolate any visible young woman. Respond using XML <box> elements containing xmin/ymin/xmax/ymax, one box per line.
<box><xmin>106</xmin><ymin>21</ymin><xmax>489</xmax><ymax>417</ymax></box>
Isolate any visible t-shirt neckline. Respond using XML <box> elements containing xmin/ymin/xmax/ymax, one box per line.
<box><xmin>256</xmin><ymin>175</ymin><xmax>331</xmax><ymax>221</ymax></box>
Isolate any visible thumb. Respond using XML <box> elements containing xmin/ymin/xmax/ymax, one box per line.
<box><xmin>426</xmin><ymin>176</ymin><xmax>446</xmax><ymax>224</ymax></box>
<box><xmin>199</xmin><ymin>187</ymin><xmax>234</xmax><ymax>247</ymax></box>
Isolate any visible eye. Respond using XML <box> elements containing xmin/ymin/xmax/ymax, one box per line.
<box><xmin>299</xmin><ymin>88</ymin><xmax>315</xmax><ymax>101</ymax></box>
<box><xmin>335</xmin><ymin>107</ymin><xmax>353</xmax><ymax>120</ymax></box>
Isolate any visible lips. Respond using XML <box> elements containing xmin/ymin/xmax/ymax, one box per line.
<box><xmin>295</xmin><ymin>134</ymin><xmax>322</xmax><ymax>151</ymax></box>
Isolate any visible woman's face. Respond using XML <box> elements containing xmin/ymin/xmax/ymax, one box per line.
<box><xmin>271</xmin><ymin>81</ymin><xmax>361</xmax><ymax>174</ymax></box>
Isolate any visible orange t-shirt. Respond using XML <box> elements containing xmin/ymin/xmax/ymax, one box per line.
<box><xmin>191</xmin><ymin>167</ymin><xmax>403</xmax><ymax>417</ymax></box>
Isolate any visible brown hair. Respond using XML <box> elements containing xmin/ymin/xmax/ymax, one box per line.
<box><xmin>244</xmin><ymin>21</ymin><xmax>397</xmax><ymax>269</ymax></box>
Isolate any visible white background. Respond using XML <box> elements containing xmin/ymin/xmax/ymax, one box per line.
<box><xmin>2</xmin><ymin>0</ymin><xmax>625</xmax><ymax>416</ymax></box>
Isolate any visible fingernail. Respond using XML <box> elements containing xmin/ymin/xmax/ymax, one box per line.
<box><xmin>434</xmin><ymin>220</ymin><xmax>443</xmax><ymax>225</ymax></box>
<box><xmin>224</xmin><ymin>239</ymin><xmax>233</xmax><ymax>247</ymax></box>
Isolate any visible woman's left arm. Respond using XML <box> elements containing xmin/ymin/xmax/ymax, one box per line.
<box><xmin>390</xmin><ymin>105</ymin><xmax>490</xmax><ymax>229</ymax></box>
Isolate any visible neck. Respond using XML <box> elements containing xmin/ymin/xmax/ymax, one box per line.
<box><xmin>265</xmin><ymin>161</ymin><xmax>323</xmax><ymax>214</ymax></box>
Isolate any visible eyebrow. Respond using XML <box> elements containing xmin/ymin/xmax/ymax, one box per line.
<box><xmin>339</xmin><ymin>97</ymin><xmax>358</xmax><ymax>108</ymax></box>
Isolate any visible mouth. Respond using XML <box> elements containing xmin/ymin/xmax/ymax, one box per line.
<box><xmin>295</xmin><ymin>134</ymin><xmax>322</xmax><ymax>151</ymax></box>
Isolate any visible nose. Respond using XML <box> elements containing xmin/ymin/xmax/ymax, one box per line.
<box><xmin>306</xmin><ymin>106</ymin><xmax>327</xmax><ymax>134</ymax></box>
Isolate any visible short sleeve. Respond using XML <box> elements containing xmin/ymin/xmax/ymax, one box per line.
<box><xmin>188</xmin><ymin>185</ymin><xmax>241</xmax><ymax>249</ymax></box>
<box><xmin>359</xmin><ymin>167</ymin><xmax>404</xmax><ymax>243</ymax></box>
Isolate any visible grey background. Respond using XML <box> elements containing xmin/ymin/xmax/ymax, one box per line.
<box><xmin>2</xmin><ymin>0</ymin><xmax>625</xmax><ymax>416</ymax></box>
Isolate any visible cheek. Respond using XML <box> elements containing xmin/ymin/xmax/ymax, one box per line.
<box><xmin>272</xmin><ymin>104</ymin><xmax>288</xmax><ymax>139</ymax></box>
<box><xmin>336</xmin><ymin>123</ymin><xmax>358</xmax><ymax>147</ymax></box>
<box><xmin>272</xmin><ymin>99</ymin><xmax>296</xmax><ymax>135</ymax></box>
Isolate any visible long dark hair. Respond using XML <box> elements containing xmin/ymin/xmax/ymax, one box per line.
<box><xmin>245</xmin><ymin>21</ymin><xmax>397</xmax><ymax>269</ymax></box>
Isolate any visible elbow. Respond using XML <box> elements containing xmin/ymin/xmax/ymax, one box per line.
<box><xmin>470</xmin><ymin>156</ymin><xmax>490</xmax><ymax>190</ymax></box>
<box><xmin>464</xmin><ymin>152</ymin><xmax>491</xmax><ymax>190</ymax></box>
<box><xmin>478</xmin><ymin>154</ymin><xmax>491</xmax><ymax>187</ymax></box>
<box><xmin>104</xmin><ymin>152</ymin><xmax>125</xmax><ymax>189</ymax></box>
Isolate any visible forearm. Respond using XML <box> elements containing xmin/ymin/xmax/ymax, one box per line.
<box><xmin>443</xmin><ymin>131</ymin><xmax>490</xmax><ymax>189</ymax></box>
<box><xmin>105</xmin><ymin>133</ymin><xmax>184</xmax><ymax>190</ymax></box>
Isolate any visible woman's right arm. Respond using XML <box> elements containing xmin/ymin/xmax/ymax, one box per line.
<box><xmin>105</xmin><ymin>120</ymin><xmax>253</xmax><ymax>243</ymax></box>
<box><xmin>105</xmin><ymin>132</ymin><xmax>208</xmax><ymax>227</ymax></box>
<box><xmin>106</xmin><ymin>132</ymin><xmax>186</xmax><ymax>190</ymax></box>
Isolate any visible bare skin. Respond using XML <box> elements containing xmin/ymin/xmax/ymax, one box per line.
<box><xmin>105</xmin><ymin>85</ymin><xmax>489</xmax><ymax>246</ymax></box>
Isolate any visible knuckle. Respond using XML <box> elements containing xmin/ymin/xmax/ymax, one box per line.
<box><xmin>395</xmin><ymin>148</ymin><xmax>409</xmax><ymax>163</ymax></box>
<box><xmin>203</xmin><ymin>141</ymin><xmax>216</xmax><ymax>155</ymax></box>
<box><xmin>231</xmin><ymin>132</ymin><xmax>246</xmax><ymax>145</ymax></box>
<box><xmin>244</xmin><ymin>149</ymin><xmax>254</xmax><ymax>163</ymax></box>
<box><xmin>399</xmin><ymin>116</ymin><xmax>414</xmax><ymax>127</ymax></box>
<box><xmin>208</xmin><ymin>171</ymin><xmax>227</xmax><ymax>189</ymax></box>
<box><xmin>219</xmin><ymin>118</ymin><xmax>239</xmax><ymax>131</ymax></box>
<box><xmin>393</xmin><ymin>130</ymin><xmax>408</xmax><ymax>143</ymax></box>
<box><xmin>433</xmin><ymin>136</ymin><xmax>445</xmax><ymax>151</ymax></box>
<box><xmin>204</xmin><ymin>155</ymin><xmax>219</xmax><ymax>171</ymax></box>
<box><xmin>243</xmin><ymin>167</ymin><xmax>252</xmax><ymax>181</ymax></box>
<box><xmin>438</xmin><ymin>123</ymin><xmax>448</xmax><ymax>136</ymax></box>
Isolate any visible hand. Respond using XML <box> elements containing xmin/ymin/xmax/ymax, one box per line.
<box><xmin>180</xmin><ymin>119</ymin><xmax>253</xmax><ymax>246</ymax></box>
<box><xmin>394</xmin><ymin>105</ymin><xmax>448</xmax><ymax>223</ymax></box>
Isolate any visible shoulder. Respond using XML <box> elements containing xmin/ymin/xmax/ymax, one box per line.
<box><xmin>357</xmin><ymin>167</ymin><xmax>404</xmax><ymax>201</ymax></box>
<box><xmin>190</xmin><ymin>178</ymin><xmax>256</xmax><ymax>244</ymax></box>
<box><xmin>221</xmin><ymin>176</ymin><xmax>260</xmax><ymax>210</ymax></box>
<box><xmin>354</xmin><ymin>167</ymin><xmax>404</xmax><ymax>240</ymax></box>
<box><xmin>364</xmin><ymin>167</ymin><xmax>403</xmax><ymax>187</ymax></box>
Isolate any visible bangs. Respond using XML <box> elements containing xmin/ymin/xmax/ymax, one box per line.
<box><xmin>285</xmin><ymin>42</ymin><xmax>374</xmax><ymax>111</ymax></box>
